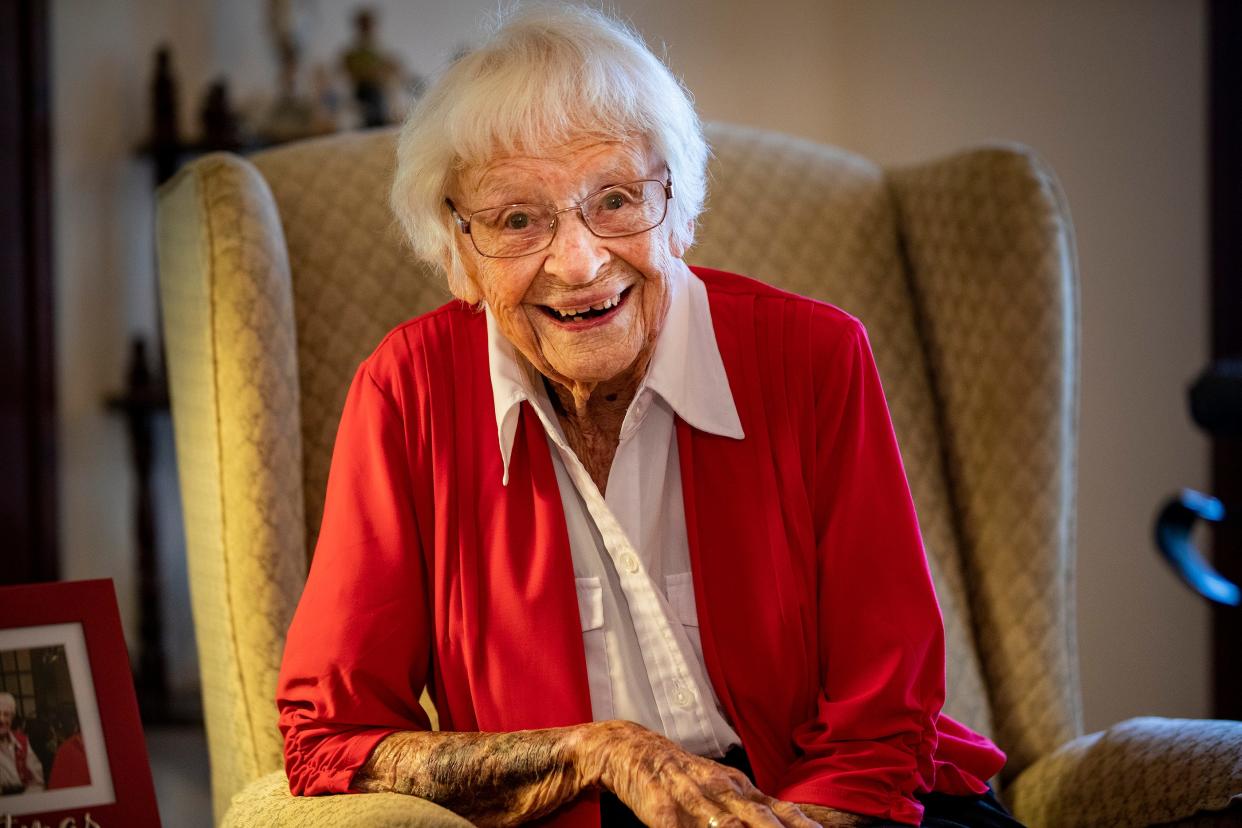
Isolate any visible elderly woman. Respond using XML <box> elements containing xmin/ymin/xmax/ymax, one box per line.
<box><xmin>277</xmin><ymin>6</ymin><xmax>1016</xmax><ymax>828</ymax></box>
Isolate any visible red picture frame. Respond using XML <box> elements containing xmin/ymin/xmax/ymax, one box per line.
<box><xmin>0</xmin><ymin>579</ymin><xmax>160</xmax><ymax>826</ymax></box>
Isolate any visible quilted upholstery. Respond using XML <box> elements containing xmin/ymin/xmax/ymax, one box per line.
<box><xmin>888</xmin><ymin>148</ymin><xmax>1081</xmax><ymax>777</ymax></box>
<box><xmin>156</xmin><ymin>124</ymin><xmax>1242</xmax><ymax>827</ymax></box>
<box><xmin>223</xmin><ymin>770</ymin><xmax>469</xmax><ymax>827</ymax></box>
<box><xmin>249</xmin><ymin>133</ymin><xmax>452</xmax><ymax>556</ymax></box>
<box><xmin>1007</xmin><ymin>718</ymin><xmax>1242</xmax><ymax>826</ymax></box>
<box><xmin>158</xmin><ymin>156</ymin><xmax>309</xmax><ymax>819</ymax></box>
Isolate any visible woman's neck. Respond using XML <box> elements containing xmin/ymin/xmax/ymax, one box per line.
<box><xmin>543</xmin><ymin>358</ymin><xmax>648</xmax><ymax>494</ymax></box>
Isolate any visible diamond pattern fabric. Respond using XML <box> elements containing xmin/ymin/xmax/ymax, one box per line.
<box><xmin>888</xmin><ymin>149</ymin><xmax>1081</xmax><ymax>778</ymax></box>
<box><xmin>223</xmin><ymin>770</ymin><xmax>471</xmax><ymax>827</ymax></box>
<box><xmin>1007</xmin><ymin>717</ymin><xmax>1242</xmax><ymax>826</ymax></box>
<box><xmin>157</xmin><ymin>155</ymin><xmax>311</xmax><ymax>820</ymax></box>
<box><xmin>251</xmin><ymin>132</ymin><xmax>452</xmax><ymax>555</ymax></box>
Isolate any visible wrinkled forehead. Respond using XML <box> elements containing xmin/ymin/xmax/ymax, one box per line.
<box><xmin>0</xmin><ymin>697</ymin><xmax>14</xmax><ymax>714</ymax></box>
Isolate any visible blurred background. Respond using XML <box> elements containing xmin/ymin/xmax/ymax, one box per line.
<box><xmin>4</xmin><ymin>1</ymin><xmax>1238</xmax><ymax>825</ymax></box>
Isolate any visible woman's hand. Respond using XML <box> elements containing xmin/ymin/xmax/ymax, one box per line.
<box><xmin>354</xmin><ymin>720</ymin><xmax>882</xmax><ymax>827</ymax></box>
<box><xmin>796</xmin><ymin>803</ymin><xmax>887</xmax><ymax>826</ymax></box>
<box><xmin>574</xmin><ymin>720</ymin><xmax>825</xmax><ymax>827</ymax></box>
<box><xmin>354</xmin><ymin>727</ymin><xmax>588</xmax><ymax>826</ymax></box>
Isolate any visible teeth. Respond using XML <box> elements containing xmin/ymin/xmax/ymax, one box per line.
<box><xmin>553</xmin><ymin>290</ymin><xmax>622</xmax><ymax>318</ymax></box>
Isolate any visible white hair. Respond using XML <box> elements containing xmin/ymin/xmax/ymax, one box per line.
<box><xmin>0</xmin><ymin>692</ymin><xmax>14</xmax><ymax>712</ymax></box>
<box><xmin>390</xmin><ymin>3</ymin><xmax>709</xmax><ymax>302</ymax></box>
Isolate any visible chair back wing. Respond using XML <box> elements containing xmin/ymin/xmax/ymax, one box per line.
<box><xmin>157</xmin><ymin>155</ymin><xmax>309</xmax><ymax>821</ymax></box>
<box><xmin>250</xmin><ymin>132</ymin><xmax>452</xmax><ymax>555</ymax></box>
<box><xmin>690</xmin><ymin>123</ymin><xmax>997</xmax><ymax>748</ymax></box>
<box><xmin>889</xmin><ymin>149</ymin><xmax>1082</xmax><ymax>777</ymax></box>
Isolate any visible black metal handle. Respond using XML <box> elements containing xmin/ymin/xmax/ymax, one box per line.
<box><xmin>1154</xmin><ymin>489</ymin><xmax>1239</xmax><ymax>606</ymax></box>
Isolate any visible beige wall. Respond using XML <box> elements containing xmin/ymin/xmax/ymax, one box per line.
<box><xmin>52</xmin><ymin>0</ymin><xmax>219</xmax><ymax>696</ymax></box>
<box><xmin>52</xmin><ymin>0</ymin><xmax>1208</xmax><ymax>734</ymax></box>
<box><xmin>809</xmin><ymin>0</ymin><xmax>1211</xmax><ymax>736</ymax></box>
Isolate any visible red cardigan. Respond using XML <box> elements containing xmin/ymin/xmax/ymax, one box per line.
<box><xmin>277</xmin><ymin>267</ymin><xmax>1006</xmax><ymax>825</ymax></box>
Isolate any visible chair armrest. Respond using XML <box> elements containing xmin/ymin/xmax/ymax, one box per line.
<box><xmin>158</xmin><ymin>153</ymin><xmax>309</xmax><ymax>819</ymax></box>
<box><xmin>222</xmin><ymin>770</ymin><xmax>474</xmax><ymax>828</ymax></box>
<box><xmin>888</xmin><ymin>146</ymin><xmax>1081</xmax><ymax>779</ymax></box>
<box><xmin>1007</xmin><ymin>717</ymin><xmax>1242</xmax><ymax>826</ymax></box>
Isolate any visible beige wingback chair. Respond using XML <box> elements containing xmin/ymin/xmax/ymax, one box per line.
<box><xmin>157</xmin><ymin>124</ymin><xmax>1242</xmax><ymax>827</ymax></box>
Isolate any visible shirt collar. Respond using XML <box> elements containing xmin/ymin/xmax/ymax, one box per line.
<box><xmin>486</xmin><ymin>265</ymin><xmax>744</xmax><ymax>485</ymax></box>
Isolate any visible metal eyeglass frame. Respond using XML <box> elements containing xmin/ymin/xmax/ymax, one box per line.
<box><xmin>445</xmin><ymin>175</ymin><xmax>674</xmax><ymax>259</ymax></box>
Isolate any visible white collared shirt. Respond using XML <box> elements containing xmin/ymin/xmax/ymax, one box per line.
<box><xmin>0</xmin><ymin>731</ymin><xmax>44</xmax><ymax>792</ymax></box>
<box><xmin>487</xmin><ymin>264</ymin><xmax>744</xmax><ymax>757</ymax></box>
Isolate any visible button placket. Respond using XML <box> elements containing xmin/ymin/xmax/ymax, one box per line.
<box><xmin>536</xmin><ymin>389</ymin><xmax>731</xmax><ymax>755</ymax></box>
<box><xmin>584</xmin><ymin>486</ymin><xmax>706</xmax><ymax>742</ymax></box>
<box><xmin>672</xmin><ymin>680</ymin><xmax>695</xmax><ymax>708</ymax></box>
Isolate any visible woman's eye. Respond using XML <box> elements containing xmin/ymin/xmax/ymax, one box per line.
<box><xmin>601</xmin><ymin>192</ymin><xmax>627</xmax><ymax>210</ymax></box>
<box><xmin>503</xmin><ymin>212</ymin><xmax>531</xmax><ymax>230</ymax></box>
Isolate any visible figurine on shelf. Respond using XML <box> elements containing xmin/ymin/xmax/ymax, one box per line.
<box><xmin>200</xmin><ymin>79</ymin><xmax>242</xmax><ymax>151</ymax></box>
<box><xmin>259</xmin><ymin>0</ymin><xmax>319</xmax><ymax>143</ymax></box>
<box><xmin>150</xmin><ymin>46</ymin><xmax>180</xmax><ymax>148</ymax></box>
<box><xmin>149</xmin><ymin>46</ymin><xmax>181</xmax><ymax>183</ymax></box>
<box><xmin>340</xmin><ymin>7</ymin><xmax>402</xmax><ymax>127</ymax></box>
<box><xmin>310</xmin><ymin>62</ymin><xmax>349</xmax><ymax>134</ymax></box>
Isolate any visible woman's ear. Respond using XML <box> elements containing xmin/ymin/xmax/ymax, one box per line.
<box><xmin>461</xmin><ymin>277</ymin><xmax>483</xmax><ymax>306</ymax></box>
<box><xmin>669</xmin><ymin>219</ymin><xmax>694</xmax><ymax>259</ymax></box>
<box><xmin>445</xmin><ymin>230</ymin><xmax>484</xmax><ymax>305</ymax></box>
<box><xmin>449</xmin><ymin>261</ymin><xmax>484</xmax><ymax>305</ymax></box>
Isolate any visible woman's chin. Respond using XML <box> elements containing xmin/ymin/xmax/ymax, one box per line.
<box><xmin>550</xmin><ymin>363</ymin><xmax>629</xmax><ymax>390</ymax></box>
<box><xmin>532</xmin><ymin>335</ymin><xmax>646</xmax><ymax>391</ymax></box>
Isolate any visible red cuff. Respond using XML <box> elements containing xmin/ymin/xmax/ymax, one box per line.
<box><xmin>283</xmin><ymin>725</ymin><xmax>399</xmax><ymax>796</ymax></box>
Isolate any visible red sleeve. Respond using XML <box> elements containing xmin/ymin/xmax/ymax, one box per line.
<box><xmin>773</xmin><ymin>316</ymin><xmax>941</xmax><ymax>825</ymax></box>
<box><xmin>277</xmin><ymin>359</ymin><xmax>433</xmax><ymax>795</ymax></box>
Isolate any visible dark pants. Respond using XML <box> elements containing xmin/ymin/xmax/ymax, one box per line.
<box><xmin>599</xmin><ymin>746</ymin><xmax>1025</xmax><ymax>828</ymax></box>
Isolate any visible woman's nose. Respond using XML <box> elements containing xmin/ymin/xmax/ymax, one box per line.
<box><xmin>543</xmin><ymin>210</ymin><xmax>607</xmax><ymax>285</ymax></box>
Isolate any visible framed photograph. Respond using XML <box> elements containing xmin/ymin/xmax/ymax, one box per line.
<box><xmin>0</xmin><ymin>579</ymin><xmax>160</xmax><ymax>826</ymax></box>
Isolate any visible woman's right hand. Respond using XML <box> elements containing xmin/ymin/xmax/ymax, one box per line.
<box><xmin>573</xmin><ymin>720</ymin><xmax>827</xmax><ymax>828</ymax></box>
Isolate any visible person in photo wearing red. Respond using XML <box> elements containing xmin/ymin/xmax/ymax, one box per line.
<box><xmin>0</xmin><ymin>691</ymin><xmax>44</xmax><ymax>796</ymax></box>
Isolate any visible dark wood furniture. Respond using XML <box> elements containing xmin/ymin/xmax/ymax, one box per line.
<box><xmin>1209</xmin><ymin>0</ymin><xmax>1242</xmax><ymax>721</ymax></box>
<box><xmin>0</xmin><ymin>0</ymin><xmax>57</xmax><ymax>586</ymax></box>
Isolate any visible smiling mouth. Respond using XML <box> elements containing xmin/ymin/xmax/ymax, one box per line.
<box><xmin>540</xmin><ymin>285</ymin><xmax>632</xmax><ymax>324</ymax></box>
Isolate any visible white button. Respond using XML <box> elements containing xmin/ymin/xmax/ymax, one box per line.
<box><xmin>620</xmin><ymin>553</ymin><xmax>640</xmax><ymax>574</ymax></box>
<box><xmin>673</xmin><ymin>687</ymin><xmax>694</xmax><ymax>708</ymax></box>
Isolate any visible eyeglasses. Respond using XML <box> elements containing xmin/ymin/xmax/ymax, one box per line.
<box><xmin>446</xmin><ymin>176</ymin><xmax>674</xmax><ymax>259</ymax></box>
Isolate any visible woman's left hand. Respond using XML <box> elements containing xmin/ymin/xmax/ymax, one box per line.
<box><xmin>575</xmin><ymin>720</ymin><xmax>826</xmax><ymax>827</ymax></box>
<box><xmin>797</xmin><ymin>803</ymin><xmax>890</xmax><ymax>827</ymax></box>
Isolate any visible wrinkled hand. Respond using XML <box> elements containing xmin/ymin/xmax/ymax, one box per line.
<box><xmin>573</xmin><ymin>720</ymin><xmax>823</xmax><ymax>827</ymax></box>
<box><xmin>796</xmin><ymin>803</ymin><xmax>882</xmax><ymax>827</ymax></box>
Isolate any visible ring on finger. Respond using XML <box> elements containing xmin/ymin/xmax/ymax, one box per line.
<box><xmin>707</xmin><ymin>817</ymin><xmax>721</xmax><ymax>828</ymax></box>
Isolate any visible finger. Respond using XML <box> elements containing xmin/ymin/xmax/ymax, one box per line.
<box><xmin>646</xmin><ymin>794</ymin><xmax>683</xmax><ymax>828</ymax></box>
<box><xmin>676</xmin><ymin>758</ymin><xmax>784</xmax><ymax>827</ymax></box>
<box><xmin>696</xmin><ymin>766</ymin><xmax>755</xmax><ymax>802</ymax></box>
<box><xmin>700</xmin><ymin>810</ymin><xmax>743</xmax><ymax>828</ymax></box>
<box><xmin>663</xmin><ymin>766</ymin><xmax>747</xmax><ymax>828</ymax></box>
<box><xmin>765</xmin><ymin>798</ymin><xmax>822</xmax><ymax>828</ymax></box>
<box><xmin>713</xmin><ymin>789</ymin><xmax>785</xmax><ymax>828</ymax></box>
